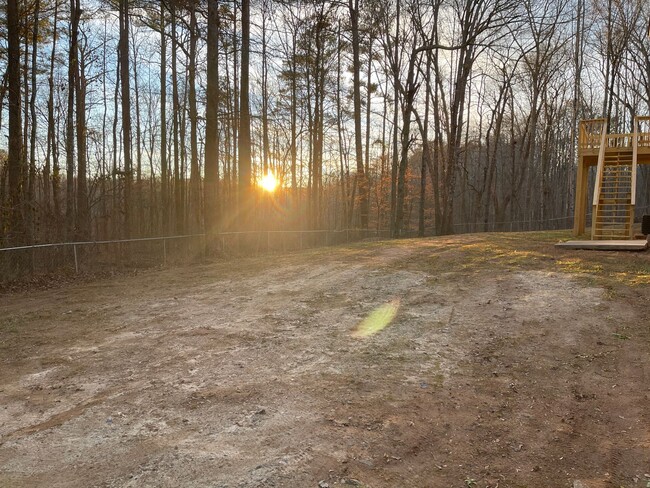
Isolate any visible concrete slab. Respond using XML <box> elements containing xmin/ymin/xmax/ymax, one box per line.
<box><xmin>555</xmin><ymin>239</ymin><xmax>648</xmax><ymax>251</ymax></box>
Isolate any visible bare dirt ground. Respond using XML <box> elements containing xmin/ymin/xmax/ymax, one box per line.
<box><xmin>1</xmin><ymin>231</ymin><xmax>649</xmax><ymax>488</ymax></box>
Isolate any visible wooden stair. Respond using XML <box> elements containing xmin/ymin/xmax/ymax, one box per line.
<box><xmin>593</xmin><ymin>154</ymin><xmax>633</xmax><ymax>239</ymax></box>
<box><xmin>591</xmin><ymin>122</ymin><xmax>639</xmax><ymax>240</ymax></box>
<box><xmin>574</xmin><ymin>116</ymin><xmax>650</xmax><ymax>238</ymax></box>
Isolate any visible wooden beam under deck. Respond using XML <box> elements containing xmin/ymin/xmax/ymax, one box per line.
<box><xmin>580</xmin><ymin>150</ymin><xmax>650</xmax><ymax>166</ymax></box>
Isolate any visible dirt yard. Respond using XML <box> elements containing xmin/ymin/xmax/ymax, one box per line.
<box><xmin>1</xmin><ymin>231</ymin><xmax>649</xmax><ymax>488</ymax></box>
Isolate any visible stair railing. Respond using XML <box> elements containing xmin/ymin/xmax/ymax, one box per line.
<box><xmin>591</xmin><ymin>122</ymin><xmax>608</xmax><ymax>240</ymax></box>
<box><xmin>630</xmin><ymin>117</ymin><xmax>639</xmax><ymax>238</ymax></box>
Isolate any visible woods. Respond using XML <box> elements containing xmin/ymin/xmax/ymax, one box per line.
<box><xmin>1</xmin><ymin>0</ymin><xmax>649</xmax><ymax>251</ymax></box>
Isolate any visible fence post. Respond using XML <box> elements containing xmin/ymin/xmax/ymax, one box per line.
<box><xmin>163</xmin><ymin>238</ymin><xmax>167</xmax><ymax>266</ymax></box>
<box><xmin>73</xmin><ymin>244</ymin><xmax>79</xmax><ymax>274</ymax></box>
<box><xmin>299</xmin><ymin>231</ymin><xmax>303</xmax><ymax>250</ymax></box>
<box><xmin>267</xmin><ymin>231</ymin><xmax>270</xmax><ymax>253</ymax></box>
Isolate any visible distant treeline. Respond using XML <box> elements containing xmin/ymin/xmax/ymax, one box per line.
<box><xmin>1</xmin><ymin>0</ymin><xmax>649</xmax><ymax>249</ymax></box>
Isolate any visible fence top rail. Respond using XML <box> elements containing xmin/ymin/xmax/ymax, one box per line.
<box><xmin>0</xmin><ymin>234</ymin><xmax>205</xmax><ymax>252</ymax></box>
<box><xmin>0</xmin><ymin>229</ymin><xmax>383</xmax><ymax>253</ymax></box>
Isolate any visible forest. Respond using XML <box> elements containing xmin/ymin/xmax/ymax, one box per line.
<box><xmin>2</xmin><ymin>2</ymin><xmax>650</xmax><ymax>484</ymax></box>
<box><xmin>1</xmin><ymin>0</ymin><xmax>649</xmax><ymax>252</ymax></box>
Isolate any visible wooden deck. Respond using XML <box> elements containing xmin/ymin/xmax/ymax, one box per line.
<box><xmin>574</xmin><ymin>116</ymin><xmax>650</xmax><ymax>237</ymax></box>
<box><xmin>580</xmin><ymin>151</ymin><xmax>650</xmax><ymax>166</ymax></box>
<box><xmin>555</xmin><ymin>239</ymin><xmax>648</xmax><ymax>251</ymax></box>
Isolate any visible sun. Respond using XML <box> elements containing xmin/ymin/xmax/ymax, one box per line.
<box><xmin>259</xmin><ymin>171</ymin><xmax>278</xmax><ymax>192</ymax></box>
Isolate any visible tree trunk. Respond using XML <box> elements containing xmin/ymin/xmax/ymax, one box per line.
<box><xmin>238</xmin><ymin>0</ymin><xmax>252</xmax><ymax>228</ymax></box>
<box><xmin>232</xmin><ymin>3</ymin><xmax>240</xmax><ymax>217</ymax></box>
<box><xmin>101</xmin><ymin>15</ymin><xmax>108</xmax><ymax>239</ymax></box>
<box><xmin>45</xmin><ymin>0</ymin><xmax>59</xmax><ymax>222</ymax></box>
<box><xmin>132</xmin><ymin>26</ymin><xmax>143</xmax><ymax>235</ymax></box>
<box><xmin>119</xmin><ymin>0</ymin><xmax>132</xmax><ymax>238</ymax></box>
<box><xmin>395</xmin><ymin>46</ymin><xmax>420</xmax><ymax>237</ymax></box>
<box><xmin>76</xmin><ymin>6</ymin><xmax>90</xmax><ymax>240</ymax></box>
<box><xmin>336</xmin><ymin>22</ymin><xmax>349</xmax><ymax>228</ymax></box>
<box><xmin>28</xmin><ymin>0</ymin><xmax>40</xmax><ymax>243</ymax></box>
<box><xmin>290</xmin><ymin>29</ymin><xmax>297</xmax><ymax>197</ymax></box>
<box><xmin>204</xmin><ymin>0</ymin><xmax>220</xmax><ymax>235</ymax></box>
<box><xmin>261</xmin><ymin>0</ymin><xmax>270</xmax><ymax>175</ymax></box>
<box><xmin>160</xmin><ymin>2</ymin><xmax>168</xmax><ymax>234</ymax></box>
<box><xmin>7</xmin><ymin>0</ymin><xmax>24</xmax><ymax>245</ymax></box>
<box><xmin>112</xmin><ymin>49</ymin><xmax>120</xmax><ymax>236</ymax></box>
<box><xmin>349</xmin><ymin>0</ymin><xmax>368</xmax><ymax>229</ymax></box>
<box><xmin>418</xmin><ymin>51</ymin><xmax>432</xmax><ymax>237</ymax></box>
<box><xmin>66</xmin><ymin>0</ymin><xmax>80</xmax><ymax>240</ymax></box>
<box><xmin>171</xmin><ymin>5</ymin><xmax>183</xmax><ymax>234</ymax></box>
<box><xmin>390</xmin><ymin>0</ymin><xmax>400</xmax><ymax>236</ymax></box>
<box><xmin>364</xmin><ymin>37</ymin><xmax>373</xmax><ymax>219</ymax></box>
<box><xmin>188</xmin><ymin>1</ymin><xmax>200</xmax><ymax>232</ymax></box>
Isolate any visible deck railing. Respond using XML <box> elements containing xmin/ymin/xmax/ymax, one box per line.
<box><xmin>605</xmin><ymin>133</ymin><xmax>634</xmax><ymax>149</ymax></box>
<box><xmin>636</xmin><ymin>116</ymin><xmax>650</xmax><ymax>148</ymax></box>
<box><xmin>580</xmin><ymin>117</ymin><xmax>650</xmax><ymax>152</ymax></box>
<box><xmin>579</xmin><ymin>118</ymin><xmax>606</xmax><ymax>151</ymax></box>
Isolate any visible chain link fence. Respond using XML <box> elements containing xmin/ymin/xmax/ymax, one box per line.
<box><xmin>0</xmin><ymin>229</ymin><xmax>390</xmax><ymax>283</ymax></box>
<box><xmin>3</xmin><ymin>206</ymin><xmax>649</xmax><ymax>283</ymax></box>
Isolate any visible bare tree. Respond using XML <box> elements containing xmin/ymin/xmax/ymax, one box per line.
<box><xmin>238</xmin><ymin>0</ymin><xmax>252</xmax><ymax>228</ymax></box>
<box><xmin>349</xmin><ymin>0</ymin><xmax>369</xmax><ymax>228</ymax></box>
<box><xmin>7</xmin><ymin>0</ymin><xmax>24</xmax><ymax>245</ymax></box>
<box><xmin>204</xmin><ymin>0</ymin><xmax>220</xmax><ymax>235</ymax></box>
<box><xmin>66</xmin><ymin>0</ymin><xmax>81</xmax><ymax>239</ymax></box>
<box><xmin>76</xmin><ymin>10</ymin><xmax>90</xmax><ymax>240</ymax></box>
<box><xmin>119</xmin><ymin>0</ymin><xmax>133</xmax><ymax>237</ymax></box>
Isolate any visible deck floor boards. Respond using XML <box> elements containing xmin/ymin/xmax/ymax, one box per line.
<box><xmin>555</xmin><ymin>239</ymin><xmax>648</xmax><ymax>251</ymax></box>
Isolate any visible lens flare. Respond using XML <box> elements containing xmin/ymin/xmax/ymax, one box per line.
<box><xmin>260</xmin><ymin>172</ymin><xmax>278</xmax><ymax>192</ymax></box>
<box><xmin>352</xmin><ymin>299</ymin><xmax>400</xmax><ymax>338</ymax></box>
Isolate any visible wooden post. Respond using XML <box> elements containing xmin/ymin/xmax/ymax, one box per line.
<box><xmin>573</xmin><ymin>160</ymin><xmax>587</xmax><ymax>236</ymax></box>
<box><xmin>163</xmin><ymin>238</ymin><xmax>167</xmax><ymax>266</ymax></box>
<box><xmin>630</xmin><ymin>116</ymin><xmax>639</xmax><ymax>238</ymax></box>
<box><xmin>73</xmin><ymin>244</ymin><xmax>79</xmax><ymax>274</ymax></box>
<box><xmin>574</xmin><ymin>123</ymin><xmax>587</xmax><ymax>236</ymax></box>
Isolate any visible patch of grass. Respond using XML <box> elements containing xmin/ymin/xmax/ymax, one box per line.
<box><xmin>390</xmin><ymin>230</ymin><xmax>650</xmax><ymax>289</ymax></box>
<box><xmin>0</xmin><ymin>316</ymin><xmax>21</xmax><ymax>334</ymax></box>
<box><xmin>431</xmin><ymin>372</ymin><xmax>445</xmax><ymax>388</ymax></box>
<box><xmin>555</xmin><ymin>258</ymin><xmax>604</xmax><ymax>274</ymax></box>
<box><xmin>555</xmin><ymin>256</ymin><xmax>650</xmax><ymax>287</ymax></box>
<box><xmin>508</xmin><ymin>230</ymin><xmax>574</xmax><ymax>242</ymax></box>
<box><xmin>459</xmin><ymin>244</ymin><xmax>551</xmax><ymax>269</ymax></box>
<box><xmin>610</xmin><ymin>270</ymin><xmax>650</xmax><ymax>286</ymax></box>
